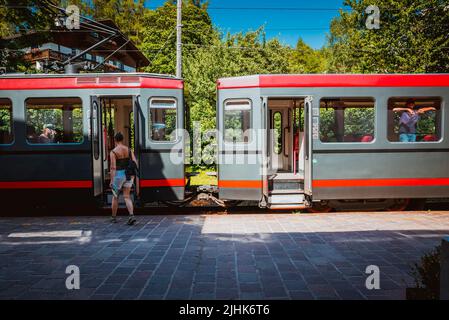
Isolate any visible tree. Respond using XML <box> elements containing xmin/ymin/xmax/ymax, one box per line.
<box><xmin>326</xmin><ymin>0</ymin><xmax>449</xmax><ymax>73</ymax></box>
<box><xmin>65</xmin><ymin>0</ymin><xmax>147</xmax><ymax>45</ymax></box>
<box><xmin>288</xmin><ymin>38</ymin><xmax>326</xmax><ymax>73</ymax></box>
<box><xmin>0</xmin><ymin>0</ymin><xmax>59</xmax><ymax>72</ymax></box>
<box><xmin>140</xmin><ymin>0</ymin><xmax>215</xmax><ymax>75</ymax></box>
<box><xmin>184</xmin><ymin>28</ymin><xmax>291</xmax><ymax>135</ymax></box>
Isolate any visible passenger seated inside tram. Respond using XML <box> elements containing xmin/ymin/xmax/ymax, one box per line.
<box><xmin>392</xmin><ymin>99</ymin><xmax>436</xmax><ymax>143</ymax></box>
<box><xmin>38</xmin><ymin>124</ymin><xmax>55</xmax><ymax>144</ymax></box>
<box><xmin>151</xmin><ymin>123</ymin><xmax>166</xmax><ymax>141</ymax></box>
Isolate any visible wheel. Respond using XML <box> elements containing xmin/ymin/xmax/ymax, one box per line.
<box><xmin>387</xmin><ymin>199</ymin><xmax>410</xmax><ymax>211</ymax></box>
<box><xmin>307</xmin><ymin>202</ymin><xmax>333</xmax><ymax>213</ymax></box>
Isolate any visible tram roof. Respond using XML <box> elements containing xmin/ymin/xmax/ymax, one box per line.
<box><xmin>217</xmin><ymin>74</ymin><xmax>449</xmax><ymax>89</ymax></box>
<box><xmin>0</xmin><ymin>72</ymin><xmax>183</xmax><ymax>90</ymax></box>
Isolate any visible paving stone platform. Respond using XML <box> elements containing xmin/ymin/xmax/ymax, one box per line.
<box><xmin>0</xmin><ymin>211</ymin><xmax>448</xmax><ymax>300</ymax></box>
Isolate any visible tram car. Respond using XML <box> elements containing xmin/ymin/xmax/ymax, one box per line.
<box><xmin>0</xmin><ymin>73</ymin><xmax>185</xmax><ymax>209</ymax></box>
<box><xmin>217</xmin><ymin>74</ymin><xmax>449</xmax><ymax>210</ymax></box>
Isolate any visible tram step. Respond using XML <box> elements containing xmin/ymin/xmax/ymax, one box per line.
<box><xmin>269</xmin><ymin>193</ymin><xmax>305</xmax><ymax>205</ymax></box>
<box><xmin>268</xmin><ymin>204</ymin><xmax>307</xmax><ymax>210</ymax></box>
<box><xmin>269</xmin><ymin>189</ymin><xmax>303</xmax><ymax>195</ymax></box>
<box><xmin>270</xmin><ymin>180</ymin><xmax>304</xmax><ymax>191</ymax></box>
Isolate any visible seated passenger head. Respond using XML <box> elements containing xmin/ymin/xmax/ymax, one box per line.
<box><xmin>406</xmin><ymin>98</ymin><xmax>417</xmax><ymax>109</ymax></box>
<box><xmin>114</xmin><ymin>132</ymin><xmax>124</xmax><ymax>144</ymax></box>
<box><xmin>43</xmin><ymin>124</ymin><xmax>55</xmax><ymax>135</ymax></box>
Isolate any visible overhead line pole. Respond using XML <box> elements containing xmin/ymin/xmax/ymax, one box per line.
<box><xmin>176</xmin><ymin>0</ymin><xmax>182</xmax><ymax>78</ymax></box>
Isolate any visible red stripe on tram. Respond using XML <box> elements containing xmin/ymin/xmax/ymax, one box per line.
<box><xmin>0</xmin><ymin>180</ymin><xmax>93</xmax><ymax>189</ymax></box>
<box><xmin>312</xmin><ymin>177</ymin><xmax>449</xmax><ymax>188</ymax></box>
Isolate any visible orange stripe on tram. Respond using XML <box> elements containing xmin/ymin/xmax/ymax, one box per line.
<box><xmin>218</xmin><ymin>180</ymin><xmax>263</xmax><ymax>189</ymax></box>
<box><xmin>140</xmin><ymin>179</ymin><xmax>185</xmax><ymax>187</ymax></box>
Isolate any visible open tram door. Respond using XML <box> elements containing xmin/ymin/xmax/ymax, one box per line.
<box><xmin>261</xmin><ymin>96</ymin><xmax>312</xmax><ymax>210</ymax></box>
<box><xmin>132</xmin><ymin>95</ymin><xmax>142</xmax><ymax>199</ymax></box>
<box><xmin>91</xmin><ymin>96</ymin><xmax>103</xmax><ymax>197</ymax></box>
<box><xmin>303</xmin><ymin>96</ymin><xmax>314</xmax><ymax>200</ymax></box>
<box><xmin>90</xmin><ymin>95</ymin><xmax>141</xmax><ymax>204</ymax></box>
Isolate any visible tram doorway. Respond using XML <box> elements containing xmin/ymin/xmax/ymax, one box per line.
<box><xmin>90</xmin><ymin>96</ymin><xmax>140</xmax><ymax>203</ymax></box>
<box><xmin>266</xmin><ymin>98</ymin><xmax>306</xmax><ymax>209</ymax></box>
<box><xmin>267</xmin><ymin>98</ymin><xmax>305</xmax><ymax>177</ymax></box>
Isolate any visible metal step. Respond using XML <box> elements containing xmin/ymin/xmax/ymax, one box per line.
<box><xmin>269</xmin><ymin>192</ymin><xmax>305</xmax><ymax>205</ymax></box>
<box><xmin>269</xmin><ymin>189</ymin><xmax>304</xmax><ymax>195</ymax></box>
<box><xmin>268</xmin><ymin>204</ymin><xmax>307</xmax><ymax>210</ymax></box>
<box><xmin>270</xmin><ymin>180</ymin><xmax>303</xmax><ymax>191</ymax></box>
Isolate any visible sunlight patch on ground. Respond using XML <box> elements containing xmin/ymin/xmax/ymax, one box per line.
<box><xmin>8</xmin><ymin>230</ymin><xmax>86</xmax><ymax>238</ymax></box>
<box><xmin>201</xmin><ymin>212</ymin><xmax>449</xmax><ymax>235</ymax></box>
<box><xmin>1</xmin><ymin>230</ymin><xmax>92</xmax><ymax>245</ymax></box>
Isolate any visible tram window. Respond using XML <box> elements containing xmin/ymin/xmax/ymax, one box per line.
<box><xmin>387</xmin><ymin>97</ymin><xmax>441</xmax><ymax>142</ymax></box>
<box><xmin>224</xmin><ymin>99</ymin><xmax>251</xmax><ymax>143</ymax></box>
<box><xmin>0</xmin><ymin>98</ymin><xmax>13</xmax><ymax>144</ymax></box>
<box><xmin>319</xmin><ymin>98</ymin><xmax>375</xmax><ymax>143</ymax></box>
<box><xmin>149</xmin><ymin>98</ymin><xmax>177</xmax><ymax>142</ymax></box>
<box><xmin>25</xmin><ymin>97</ymin><xmax>83</xmax><ymax>144</ymax></box>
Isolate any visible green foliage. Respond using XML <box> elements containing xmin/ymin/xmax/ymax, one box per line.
<box><xmin>288</xmin><ymin>38</ymin><xmax>327</xmax><ymax>73</ymax></box>
<box><xmin>320</xmin><ymin>106</ymin><xmax>375</xmax><ymax>142</ymax></box>
<box><xmin>0</xmin><ymin>109</ymin><xmax>12</xmax><ymax>133</ymax></box>
<box><xmin>140</xmin><ymin>1</ymin><xmax>215</xmax><ymax>75</ymax></box>
<box><xmin>410</xmin><ymin>245</ymin><xmax>441</xmax><ymax>300</ymax></box>
<box><xmin>0</xmin><ymin>0</ymin><xmax>57</xmax><ymax>72</ymax></box>
<box><xmin>326</xmin><ymin>0</ymin><xmax>449</xmax><ymax>73</ymax></box>
<box><xmin>66</xmin><ymin>0</ymin><xmax>147</xmax><ymax>45</ymax></box>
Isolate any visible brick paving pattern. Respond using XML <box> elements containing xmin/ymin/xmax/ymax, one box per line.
<box><xmin>0</xmin><ymin>212</ymin><xmax>448</xmax><ymax>300</ymax></box>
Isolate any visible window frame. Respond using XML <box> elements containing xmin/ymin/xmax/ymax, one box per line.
<box><xmin>148</xmin><ymin>97</ymin><xmax>179</xmax><ymax>144</ymax></box>
<box><xmin>223</xmin><ymin>98</ymin><xmax>253</xmax><ymax>145</ymax></box>
<box><xmin>386</xmin><ymin>96</ymin><xmax>443</xmax><ymax>144</ymax></box>
<box><xmin>24</xmin><ymin>96</ymin><xmax>84</xmax><ymax>146</ymax></box>
<box><xmin>0</xmin><ymin>97</ymin><xmax>14</xmax><ymax>146</ymax></box>
<box><xmin>318</xmin><ymin>97</ymin><xmax>377</xmax><ymax>144</ymax></box>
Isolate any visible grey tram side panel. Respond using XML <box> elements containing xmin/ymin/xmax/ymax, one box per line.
<box><xmin>140</xmin><ymin>88</ymin><xmax>185</xmax><ymax>201</ymax></box>
<box><xmin>217</xmin><ymin>87</ymin><xmax>263</xmax><ymax>201</ymax></box>
<box><xmin>261</xmin><ymin>86</ymin><xmax>449</xmax><ymax>201</ymax></box>
<box><xmin>217</xmin><ymin>85</ymin><xmax>449</xmax><ymax>202</ymax></box>
<box><xmin>0</xmin><ymin>85</ymin><xmax>185</xmax><ymax>203</ymax></box>
<box><xmin>0</xmin><ymin>88</ymin><xmax>93</xmax><ymax>183</ymax></box>
<box><xmin>313</xmin><ymin>86</ymin><xmax>449</xmax><ymax>200</ymax></box>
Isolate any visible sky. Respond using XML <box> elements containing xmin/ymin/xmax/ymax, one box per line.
<box><xmin>145</xmin><ymin>0</ymin><xmax>350</xmax><ymax>49</ymax></box>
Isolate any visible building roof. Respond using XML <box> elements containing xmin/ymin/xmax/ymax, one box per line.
<box><xmin>0</xmin><ymin>73</ymin><xmax>183</xmax><ymax>90</ymax></box>
<box><xmin>217</xmin><ymin>74</ymin><xmax>449</xmax><ymax>89</ymax></box>
<box><xmin>1</xmin><ymin>19</ymin><xmax>149</xmax><ymax>69</ymax></box>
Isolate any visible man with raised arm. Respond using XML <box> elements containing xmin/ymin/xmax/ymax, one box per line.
<box><xmin>393</xmin><ymin>99</ymin><xmax>436</xmax><ymax>142</ymax></box>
